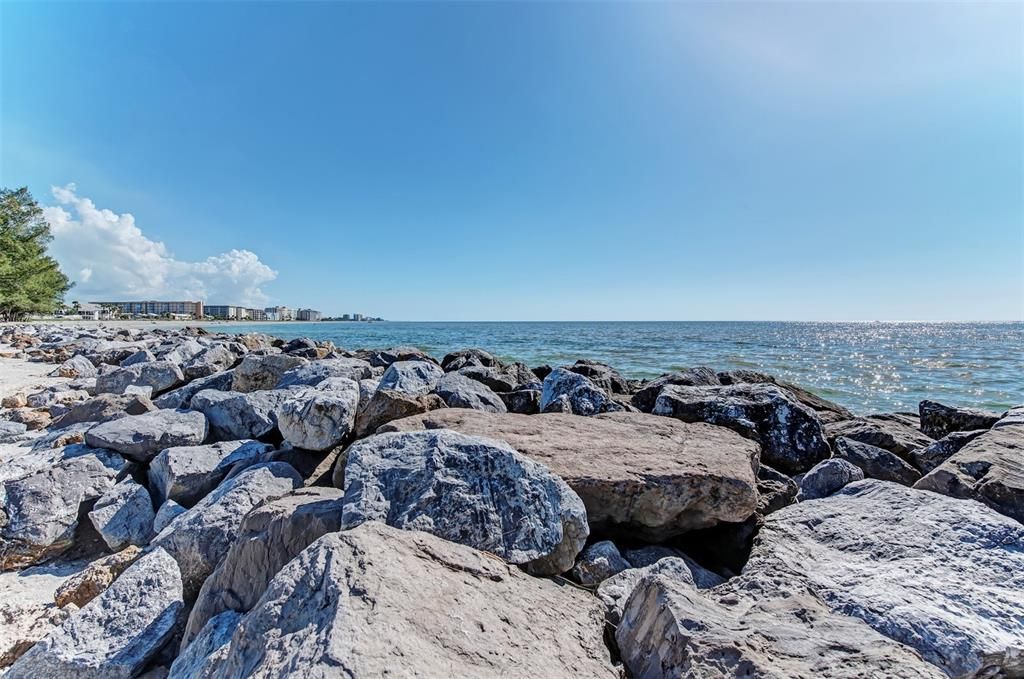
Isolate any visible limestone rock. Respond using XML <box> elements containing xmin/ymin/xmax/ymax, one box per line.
<box><xmin>88</xmin><ymin>479</ymin><xmax>156</xmax><ymax>550</ymax></box>
<box><xmin>570</xmin><ymin>540</ymin><xmax>630</xmax><ymax>585</ymax></box>
<box><xmin>273</xmin><ymin>357</ymin><xmax>371</xmax><ymax>388</ymax></box>
<box><xmin>95</xmin><ymin>360</ymin><xmax>184</xmax><ymax>396</ymax></box>
<box><xmin>183</xmin><ymin>344</ymin><xmax>238</xmax><ymax>380</ymax></box>
<box><xmin>149</xmin><ymin>440</ymin><xmax>274</xmax><ymax>507</ymax></box>
<box><xmin>919</xmin><ymin>399</ymin><xmax>1001</xmax><ymax>439</ymax></box>
<box><xmin>231</xmin><ymin>354</ymin><xmax>307</xmax><ymax>393</ymax></box>
<box><xmin>598</xmin><ymin>556</ymin><xmax>696</xmax><ymax>626</ymax></box>
<box><xmin>353</xmin><ymin>388</ymin><xmax>446</xmax><ymax>437</ymax></box>
<box><xmin>190</xmin><ymin>389</ymin><xmax>292</xmax><ymax>441</ymax></box>
<box><xmin>169</xmin><ymin>610</ymin><xmax>240</xmax><ymax>679</ymax></box>
<box><xmin>541</xmin><ymin>367</ymin><xmax>622</xmax><ymax>416</ymax></box>
<box><xmin>432</xmin><ymin>372</ymin><xmax>507</xmax><ymax>412</ymax></box>
<box><xmin>54</xmin><ymin>546</ymin><xmax>142</xmax><ymax>608</ymax></box>
<box><xmin>832</xmin><ymin>436</ymin><xmax>920</xmax><ymax>485</ymax></box>
<box><xmin>797</xmin><ymin>458</ymin><xmax>864</xmax><ymax>501</ymax></box>
<box><xmin>277</xmin><ymin>380</ymin><xmax>359</xmax><ymax>451</ymax></box>
<box><xmin>153</xmin><ymin>370</ymin><xmax>233</xmax><ymax>410</ymax></box>
<box><xmin>910</xmin><ymin>429</ymin><xmax>987</xmax><ymax>474</ymax></box>
<box><xmin>377</xmin><ymin>359</ymin><xmax>444</xmax><ymax>395</ymax></box>
<box><xmin>56</xmin><ymin>355</ymin><xmax>97</xmax><ymax>379</ymax></box>
<box><xmin>631</xmin><ymin>367</ymin><xmax>721</xmax><ymax>412</ymax></box>
<box><xmin>84</xmin><ymin>408</ymin><xmax>208</xmax><ymax>462</ymax></box>
<box><xmin>382</xmin><ymin>409</ymin><xmax>759</xmax><ymax>540</ymax></box>
<box><xmin>153</xmin><ymin>500</ymin><xmax>186</xmax><ymax>533</ymax></box>
<box><xmin>339</xmin><ymin>429</ymin><xmax>588</xmax><ymax>575</ymax></box>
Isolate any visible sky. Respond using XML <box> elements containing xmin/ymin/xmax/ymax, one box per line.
<box><xmin>1</xmin><ymin>1</ymin><xmax>1021</xmax><ymax>321</ymax></box>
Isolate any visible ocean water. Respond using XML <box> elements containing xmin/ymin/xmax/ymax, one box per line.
<box><xmin>204</xmin><ymin>321</ymin><xmax>1023</xmax><ymax>415</ymax></box>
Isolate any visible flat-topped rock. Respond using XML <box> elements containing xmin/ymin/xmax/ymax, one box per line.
<box><xmin>95</xmin><ymin>360</ymin><xmax>184</xmax><ymax>396</ymax></box>
<box><xmin>230</xmin><ymin>354</ymin><xmax>306</xmax><ymax>392</ymax></box>
<box><xmin>273</xmin><ymin>357</ymin><xmax>372</xmax><ymax>388</ymax></box>
<box><xmin>380</xmin><ymin>409</ymin><xmax>759</xmax><ymax>539</ymax></box>
<box><xmin>148</xmin><ymin>440</ymin><xmax>274</xmax><ymax>507</ymax></box>
<box><xmin>832</xmin><ymin>436</ymin><xmax>921</xmax><ymax>485</ymax></box>
<box><xmin>919</xmin><ymin>399</ymin><xmax>1001</xmax><ymax>439</ymax></box>
<box><xmin>377</xmin><ymin>359</ymin><xmax>444</xmax><ymax>395</ymax></box>
<box><xmin>825</xmin><ymin>416</ymin><xmax>933</xmax><ymax>460</ymax></box>
<box><xmin>190</xmin><ymin>389</ymin><xmax>292</xmax><ymax>441</ymax></box>
<box><xmin>84</xmin><ymin>408</ymin><xmax>208</xmax><ymax>462</ymax></box>
<box><xmin>52</xmin><ymin>392</ymin><xmax>156</xmax><ymax>429</ymax></box>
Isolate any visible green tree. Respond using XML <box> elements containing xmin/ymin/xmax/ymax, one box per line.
<box><xmin>0</xmin><ymin>187</ymin><xmax>73</xmax><ymax>321</ymax></box>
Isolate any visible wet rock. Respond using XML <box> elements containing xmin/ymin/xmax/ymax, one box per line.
<box><xmin>825</xmin><ymin>416</ymin><xmax>933</xmax><ymax>460</ymax></box>
<box><xmin>797</xmin><ymin>458</ymin><xmax>864</xmax><ymax>500</ymax></box>
<box><xmin>148</xmin><ymin>440</ymin><xmax>274</xmax><ymax>507</ymax></box>
<box><xmin>833</xmin><ymin>436</ymin><xmax>920</xmax><ymax>485</ymax></box>
<box><xmin>277</xmin><ymin>379</ymin><xmax>359</xmax><ymax>451</ymax></box>
<box><xmin>569</xmin><ymin>540</ymin><xmax>630</xmax><ymax>585</ymax></box>
<box><xmin>84</xmin><ymin>409</ymin><xmax>208</xmax><ymax>462</ymax></box>
<box><xmin>377</xmin><ymin>359</ymin><xmax>445</xmax><ymax>395</ymax></box>
<box><xmin>274</xmin><ymin>357</ymin><xmax>372</xmax><ymax>388</ymax></box>
<box><xmin>353</xmin><ymin>389</ymin><xmax>446</xmax><ymax>437</ymax></box>
<box><xmin>88</xmin><ymin>479</ymin><xmax>155</xmax><ymax>550</ymax></box>
<box><xmin>52</xmin><ymin>392</ymin><xmax>157</xmax><ymax>429</ymax></box>
<box><xmin>918</xmin><ymin>399</ymin><xmax>1001</xmax><ymax>439</ymax></box>
<box><xmin>631</xmin><ymin>367</ymin><xmax>721</xmax><ymax>413</ymax></box>
<box><xmin>432</xmin><ymin>372</ymin><xmax>507</xmax><ymax>412</ymax></box>
<box><xmin>540</xmin><ymin>368</ymin><xmax>622</xmax><ymax>416</ymax></box>
<box><xmin>230</xmin><ymin>354</ymin><xmax>306</xmax><ymax>393</ymax></box>
<box><xmin>190</xmin><ymin>389</ymin><xmax>292</xmax><ymax>441</ymax></box>
<box><xmin>95</xmin><ymin>360</ymin><xmax>184</xmax><ymax>396</ymax></box>
<box><xmin>153</xmin><ymin>370</ymin><xmax>233</xmax><ymax>410</ymax></box>
<box><xmin>655</xmin><ymin>383</ymin><xmax>830</xmax><ymax>475</ymax></box>
<box><xmin>54</xmin><ymin>546</ymin><xmax>142</xmax><ymax>608</ymax></box>
<box><xmin>910</xmin><ymin>429</ymin><xmax>987</xmax><ymax>474</ymax></box>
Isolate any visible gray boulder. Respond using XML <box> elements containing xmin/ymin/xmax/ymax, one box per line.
<box><xmin>655</xmin><ymin>383</ymin><xmax>831</xmax><ymax>475</ymax></box>
<box><xmin>440</xmin><ymin>347</ymin><xmax>498</xmax><ymax>371</ymax></box>
<box><xmin>910</xmin><ymin>429</ymin><xmax>987</xmax><ymax>474</ymax></box>
<box><xmin>95</xmin><ymin>360</ymin><xmax>184</xmax><ymax>396</ymax></box>
<box><xmin>919</xmin><ymin>399</ymin><xmax>1001</xmax><ymax>439</ymax></box>
<box><xmin>797</xmin><ymin>458</ymin><xmax>864</xmax><ymax>500</ymax></box>
<box><xmin>149</xmin><ymin>440</ymin><xmax>274</xmax><ymax>506</ymax></box>
<box><xmin>569</xmin><ymin>540</ymin><xmax>630</xmax><ymax>585</ymax></box>
<box><xmin>154</xmin><ymin>499</ymin><xmax>186</xmax><ymax>533</ymax></box>
<box><xmin>598</xmin><ymin>557</ymin><xmax>699</xmax><ymax>626</ymax></box>
<box><xmin>88</xmin><ymin>478</ymin><xmax>156</xmax><ymax>550</ymax></box>
<box><xmin>0</xmin><ymin>420</ymin><xmax>28</xmax><ymax>443</ymax></box>
<box><xmin>273</xmin><ymin>357</ymin><xmax>372</xmax><ymax>388</ymax></box>
<box><xmin>154</xmin><ymin>370</ymin><xmax>234</xmax><ymax>410</ymax></box>
<box><xmin>151</xmin><ymin>462</ymin><xmax>303</xmax><ymax>599</ymax></box>
<box><xmin>631</xmin><ymin>367</ymin><xmax>721</xmax><ymax>412</ymax></box>
<box><xmin>457</xmin><ymin>362</ymin><xmax>540</xmax><ymax>392</ymax></box>
<box><xmin>183</xmin><ymin>344</ymin><xmax>238</xmax><ymax>380</ymax></box>
<box><xmin>120</xmin><ymin>348</ymin><xmax>156</xmax><ymax>367</ymax></box>
<box><xmin>825</xmin><ymin>416</ymin><xmax>933</xmax><ymax>460</ymax></box>
<box><xmin>432</xmin><ymin>372</ymin><xmax>507</xmax><ymax>412</ymax></box>
<box><xmin>184</xmin><ymin>524</ymin><xmax>617</xmax><ymax>678</ymax></box>
<box><xmin>6</xmin><ymin>547</ymin><xmax>183</xmax><ymax>679</ymax></box>
<box><xmin>339</xmin><ymin>429</ymin><xmax>589</xmax><ymax>575</ymax></box>
<box><xmin>84</xmin><ymin>408</ymin><xmax>208</xmax><ymax>462</ymax></box>
<box><xmin>182</xmin><ymin>487</ymin><xmax>344</xmax><ymax>647</ymax></box>
<box><xmin>540</xmin><ymin>367</ymin><xmax>622</xmax><ymax>416</ymax></box>
<box><xmin>190</xmin><ymin>389</ymin><xmax>292</xmax><ymax>441</ymax></box>
<box><xmin>566</xmin><ymin>359</ymin><xmax>629</xmax><ymax>394</ymax></box>
<box><xmin>353</xmin><ymin>388</ymin><xmax>446</xmax><ymax>438</ymax></box>
<box><xmin>622</xmin><ymin>545</ymin><xmax>725</xmax><ymax>589</ymax></box>
<box><xmin>169</xmin><ymin>610</ymin><xmax>240</xmax><ymax>679</ymax></box>
<box><xmin>159</xmin><ymin>338</ymin><xmax>205</xmax><ymax>365</ymax></box>
<box><xmin>756</xmin><ymin>463</ymin><xmax>799</xmax><ymax>514</ymax></box>
<box><xmin>230</xmin><ymin>354</ymin><xmax>306</xmax><ymax>393</ymax></box>
<box><xmin>832</xmin><ymin>436</ymin><xmax>920</xmax><ymax>485</ymax></box>
<box><xmin>717</xmin><ymin>368</ymin><xmax>854</xmax><ymax>423</ymax></box>
<box><xmin>52</xmin><ymin>392</ymin><xmax>157</xmax><ymax>429</ymax></box>
<box><xmin>377</xmin><ymin>359</ymin><xmax>445</xmax><ymax>395</ymax></box>
<box><xmin>499</xmin><ymin>388</ymin><xmax>541</xmax><ymax>414</ymax></box>
<box><xmin>55</xmin><ymin>355</ymin><xmax>97</xmax><ymax>378</ymax></box>
<box><xmin>277</xmin><ymin>379</ymin><xmax>359</xmax><ymax>451</ymax></box>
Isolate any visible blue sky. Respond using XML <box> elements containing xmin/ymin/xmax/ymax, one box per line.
<box><xmin>2</xmin><ymin>1</ymin><xmax>1021</xmax><ymax>321</ymax></box>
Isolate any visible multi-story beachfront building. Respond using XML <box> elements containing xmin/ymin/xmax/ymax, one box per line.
<box><xmin>296</xmin><ymin>308</ymin><xmax>322</xmax><ymax>321</ymax></box>
<box><xmin>96</xmin><ymin>300</ymin><xmax>204</xmax><ymax>319</ymax></box>
<box><xmin>248</xmin><ymin>308</ymin><xmax>267</xmax><ymax>321</ymax></box>
<box><xmin>265</xmin><ymin>306</ymin><xmax>293</xmax><ymax>321</ymax></box>
<box><xmin>205</xmin><ymin>305</ymin><xmax>247</xmax><ymax>320</ymax></box>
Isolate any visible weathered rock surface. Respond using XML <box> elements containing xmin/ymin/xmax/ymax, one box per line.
<box><xmin>230</xmin><ymin>354</ymin><xmax>306</xmax><ymax>393</ymax></box>
<box><xmin>457</xmin><ymin>362</ymin><xmax>539</xmax><ymax>392</ymax></box>
<box><xmin>631</xmin><ymin>367</ymin><xmax>721</xmax><ymax>412</ymax></box>
<box><xmin>825</xmin><ymin>416</ymin><xmax>933</xmax><ymax>460</ymax></box>
<box><xmin>382</xmin><ymin>409</ymin><xmax>759</xmax><ymax>539</ymax></box>
<box><xmin>0</xmin><ymin>421</ymin><xmax>28</xmax><ymax>443</ymax></box>
<box><xmin>440</xmin><ymin>347</ymin><xmax>497</xmax><ymax>371</ymax></box>
<box><xmin>273</xmin><ymin>357</ymin><xmax>371</xmax><ymax>388</ymax></box>
<box><xmin>718</xmin><ymin>368</ymin><xmax>854</xmax><ymax>423</ymax></box>
<box><xmin>277</xmin><ymin>379</ymin><xmax>359</xmax><ymax>451</ymax></box>
<box><xmin>149</xmin><ymin>440</ymin><xmax>274</xmax><ymax>507</ymax></box>
<box><xmin>54</xmin><ymin>546</ymin><xmax>141</xmax><ymax>608</ymax></box>
<box><xmin>183</xmin><ymin>344</ymin><xmax>238</xmax><ymax>380</ymax></box>
<box><xmin>153</xmin><ymin>499</ymin><xmax>186</xmax><ymax>533</ymax></box>
<box><xmin>190</xmin><ymin>389</ymin><xmax>291</xmax><ymax>441</ymax></box>
<box><xmin>353</xmin><ymin>388</ymin><xmax>446</xmax><ymax>437</ymax></box>
<box><xmin>654</xmin><ymin>383</ymin><xmax>830</xmax><ymax>475</ymax></box>
<box><xmin>756</xmin><ymin>463</ymin><xmax>799</xmax><ymax>514</ymax></box>
<box><xmin>169</xmin><ymin>610</ymin><xmax>240</xmax><ymax>679</ymax></box>
<box><xmin>376</xmin><ymin>359</ymin><xmax>445</xmax><ymax>395</ymax></box>
<box><xmin>6</xmin><ymin>547</ymin><xmax>183</xmax><ymax>679</ymax></box>
<box><xmin>95</xmin><ymin>360</ymin><xmax>184</xmax><ymax>396</ymax></box>
<box><xmin>915</xmin><ymin>421</ymin><xmax>1024</xmax><ymax>523</ymax></box>
<box><xmin>88</xmin><ymin>478</ymin><xmax>155</xmax><ymax>550</ymax></box>
<box><xmin>569</xmin><ymin>540</ymin><xmax>630</xmax><ymax>585</ymax></box>
<box><xmin>919</xmin><ymin>399</ymin><xmax>1001</xmax><ymax>439</ymax></box>
<box><xmin>797</xmin><ymin>458</ymin><xmax>864</xmax><ymax>500</ymax></box>
<box><xmin>910</xmin><ymin>428</ymin><xmax>987</xmax><ymax>474</ymax></box>
<box><xmin>187</xmin><ymin>524</ymin><xmax>617</xmax><ymax>678</ymax></box>
<box><xmin>182</xmin><ymin>487</ymin><xmax>344</xmax><ymax>647</ymax></box>
<box><xmin>151</xmin><ymin>462</ymin><xmax>303</xmax><ymax>599</ymax></box>
<box><xmin>598</xmin><ymin>556</ymin><xmax>697</xmax><ymax>626</ymax></box>
<box><xmin>540</xmin><ymin>367</ymin><xmax>622</xmax><ymax>416</ymax></box>
<box><xmin>339</xmin><ymin>429</ymin><xmax>588</xmax><ymax>575</ymax></box>
<box><xmin>84</xmin><ymin>408</ymin><xmax>208</xmax><ymax>462</ymax></box>
<box><xmin>52</xmin><ymin>392</ymin><xmax>157</xmax><ymax>429</ymax></box>
<box><xmin>153</xmin><ymin>370</ymin><xmax>233</xmax><ymax>410</ymax></box>
<box><xmin>567</xmin><ymin>359</ymin><xmax>629</xmax><ymax>394</ymax></box>
<box><xmin>355</xmin><ymin>345</ymin><xmax>436</xmax><ymax>368</ymax></box>
<box><xmin>432</xmin><ymin>371</ymin><xmax>507</xmax><ymax>412</ymax></box>
<box><xmin>55</xmin><ymin>355</ymin><xmax>97</xmax><ymax>379</ymax></box>
<box><xmin>833</xmin><ymin>435</ymin><xmax>921</xmax><ymax>485</ymax></box>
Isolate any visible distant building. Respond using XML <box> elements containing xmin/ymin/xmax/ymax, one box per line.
<box><xmin>263</xmin><ymin>308</ymin><xmax>280</xmax><ymax>321</ymax></box>
<box><xmin>97</xmin><ymin>300</ymin><xmax>204</xmax><ymax>319</ymax></box>
<box><xmin>341</xmin><ymin>314</ymin><xmax>351</xmax><ymax>321</ymax></box>
<box><xmin>353</xmin><ymin>313</ymin><xmax>364</xmax><ymax>321</ymax></box>
<box><xmin>205</xmin><ymin>305</ymin><xmax>246</xmax><ymax>320</ymax></box>
<box><xmin>264</xmin><ymin>306</ymin><xmax>293</xmax><ymax>321</ymax></box>
<box><xmin>248</xmin><ymin>308</ymin><xmax>267</xmax><ymax>321</ymax></box>
<box><xmin>296</xmin><ymin>308</ymin><xmax>322</xmax><ymax>322</ymax></box>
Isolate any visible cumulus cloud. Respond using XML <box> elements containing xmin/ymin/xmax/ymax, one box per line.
<box><xmin>42</xmin><ymin>184</ymin><xmax>277</xmax><ymax>306</ymax></box>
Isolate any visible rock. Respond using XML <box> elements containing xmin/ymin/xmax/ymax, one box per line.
<box><xmin>597</xmin><ymin>557</ymin><xmax>698</xmax><ymax>626</ymax></box>
<box><xmin>718</xmin><ymin>369</ymin><xmax>854</xmax><ymax>423</ymax></box>
<box><xmin>188</xmin><ymin>524</ymin><xmax>617</xmax><ymax>677</ymax></box>
<box><xmin>918</xmin><ymin>399</ymin><xmax>1001</xmax><ymax>439</ymax></box>
<box><xmin>797</xmin><ymin>458</ymin><xmax>864</xmax><ymax>500</ymax></box>
<box><xmin>0</xmin><ymin>447</ymin><xmax>128</xmax><ymax>570</ymax></box>
<box><xmin>353</xmin><ymin>389</ymin><xmax>446</xmax><ymax>437</ymax></box>
<box><xmin>440</xmin><ymin>347</ymin><xmax>498</xmax><ymax>371</ymax></box>
<box><xmin>6</xmin><ymin>547</ymin><xmax>184</xmax><ymax>679</ymax></box>
<box><xmin>756</xmin><ymin>463</ymin><xmax>798</xmax><ymax>514</ymax></box>
<box><xmin>0</xmin><ymin>420</ymin><xmax>28</xmax><ymax>443</ymax></box>
<box><xmin>52</xmin><ymin>392</ymin><xmax>157</xmax><ymax>429</ymax></box>
<box><xmin>996</xmin><ymin>405</ymin><xmax>1024</xmax><ymax>429</ymax></box>
<box><xmin>631</xmin><ymin>367</ymin><xmax>721</xmax><ymax>412</ymax></box>
<box><xmin>910</xmin><ymin>429</ymin><xmax>987</xmax><ymax>474</ymax></box>
<box><xmin>832</xmin><ymin>436</ymin><xmax>921</xmax><ymax>485</ymax></box>
<box><xmin>458</xmin><ymin>363</ymin><xmax>539</xmax><ymax>392</ymax></box>
<box><xmin>382</xmin><ymin>410</ymin><xmax>759</xmax><ymax>540</ymax></box>
<box><xmin>655</xmin><ymin>383</ymin><xmax>831</xmax><ymax>475</ymax></box>
<box><xmin>355</xmin><ymin>345</ymin><xmax>436</xmax><ymax>368</ymax></box>
<box><xmin>1</xmin><ymin>393</ymin><xmax>28</xmax><ymax>409</ymax></box>
<box><xmin>169</xmin><ymin>610</ymin><xmax>240</xmax><ymax>679</ymax></box>
<box><xmin>540</xmin><ymin>367</ymin><xmax>622</xmax><ymax>416</ymax></box>
<box><xmin>88</xmin><ymin>479</ymin><xmax>155</xmax><ymax>550</ymax></box>
<box><xmin>230</xmin><ymin>354</ymin><xmax>306</xmax><ymax>393</ymax></box>
<box><xmin>621</xmin><ymin>546</ymin><xmax>725</xmax><ymax>589</ymax></box>
<box><xmin>567</xmin><ymin>359</ymin><xmax>629</xmax><ymax>394</ymax></box>
<box><xmin>277</xmin><ymin>380</ymin><xmax>359</xmax><ymax>451</ymax></box>
<box><xmin>825</xmin><ymin>416</ymin><xmax>933</xmax><ymax>460</ymax></box>
<box><xmin>190</xmin><ymin>389</ymin><xmax>292</xmax><ymax>441</ymax></box>
<box><xmin>728</xmin><ymin>480</ymin><xmax>1024</xmax><ymax>678</ymax></box>
<box><xmin>914</xmin><ymin>421</ymin><xmax>1024</xmax><ymax>523</ymax></box>
<box><xmin>377</xmin><ymin>359</ymin><xmax>445</xmax><ymax>395</ymax></box>
<box><xmin>153</xmin><ymin>370</ymin><xmax>234</xmax><ymax>410</ymax></box>
<box><xmin>432</xmin><ymin>372</ymin><xmax>507</xmax><ymax>412</ymax></box>
<box><xmin>338</xmin><ymin>429</ymin><xmax>588</xmax><ymax>575</ymax></box>
<box><xmin>615</xmin><ymin>564</ymin><xmax>945</xmax><ymax>679</ymax></box>
<box><xmin>153</xmin><ymin>500</ymin><xmax>186</xmax><ymax>533</ymax></box>
<box><xmin>84</xmin><ymin>409</ymin><xmax>208</xmax><ymax>462</ymax></box>
<box><xmin>499</xmin><ymin>388</ymin><xmax>541</xmax><ymax>414</ymax></box>
<box><xmin>120</xmin><ymin>349</ymin><xmax>155</xmax><ymax>367</ymax></box>
<box><xmin>151</xmin><ymin>462</ymin><xmax>302</xmax><ymax>599</ymax></box>
<box><xmin>55</xmin><ymin>356</ymin><xmax>96</xmax><ymax>379</ymax></box>
<box><xmin>149</xmin><ymin>440</ymin><xmax>274</xmax><ymax>507</ymax></box>
<box><xmin>54</xmin><ymin>546</ymin><xmax>142</xmax><ymax>608</ymax></box>
<box><xmin>569</xmin><ymin>540</ymin><xmax>630</xmax><ymax>585</ymax></box>
<box><xmin>182</xmin><ymin>487</ymin><xmax>344</xmax><ymax>647</ymax></box>
<box><xmin>183</xmin><ymin>344</ymin><xmax>238</xmax><ymax>380</ymax></box>
<box><xmin>6</xmin><ymin>408</ymin><xmax>50</xmax><ymax>430</ymax></box>
<box><xmin>273</xmin><ymin>357</ymin><xmax>371</xmax><ymax>388</ymax></box>
<box><xmin>95</xmin><ymin>360</ymin><xmax>184</xmax><ymax>396</ymax></box>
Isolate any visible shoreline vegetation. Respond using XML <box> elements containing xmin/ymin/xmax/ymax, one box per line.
<box><xmin>0</xmin><ymin>322</ymin><xmax>1021</xmax><ymax>677</ymax></box>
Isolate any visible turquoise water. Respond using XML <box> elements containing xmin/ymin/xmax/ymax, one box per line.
<box><xmin>204</xmin><ymin>321</ymin><xmax>1023</xmax><ymax>414</ymax></box>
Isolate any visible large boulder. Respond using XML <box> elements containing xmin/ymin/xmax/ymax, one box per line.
<box><xmin>95</xmin><ymin>360</ymin><xmax>184</xmax><ymax>396</ymax></box>
<box><xmin>190</xmin><ymin>389</ymin><xmax>292</xmax><ymax>441</ymax></box>
<box><xmin>277</xmin><ymin>379</ymin><xmax>359</xmax><ymax>451</ymax></box>
<box><xmin>55</xmin><ymin>355</ymin><xmax>97</xmax><ymax>379</ymax></box>
<box><xmin>6</xmin><ymin>547</ymin><xmax>183</xmax><ymax>679</ymax></box>
<box><xmin>796</xmin><ymin>458</ymin><xmax>864</xmax><ymax>501</ymax></box>
<box><xmin>153</xmin><ymin>370</ymin><xmax>234</xmax><ymax>410</ymax></box>
<box><xmin>458</xmin><ymin>362</ymin><xmax>540</xmax><ymax>393</ymax></box>
<box><xmin>148</xmin><ymin>440</ymin><xmax>274</xmax><ymax>507</ymax></box>
<box><xmin>919</xmin><ymin>399</ymin><xmax>1001</xmax><ymax>439</ymax></box>
<box><xmin>338</xmin><ymin>429</ymin><xmax>588</xmax><ymax>575</ymax></box>
<box><xmin>88</xmin><ymin>478</ymin><xmax>155</xmax><ymax>550</ymax></box>
<box><xmin>183</xmin><ymin>344</ymin><xmax>238</xmax><ymax>380</ymax></box>
<box><xmin>914</xmin><ymin>420</ymin><xmax>1024</xmax><ymax>523</ymax></box>
<box><xmin>353</xmin><ymin>388</ymin><xmax>446</xmax><ymax>437</ymax></box>
<box><xmin>151</xmin><ymin>462</ymin><xmax>302</xmax><ymax>599</ymax></box>
<box><xmin>631</xmin><ymin>367</ymin><xmax>721</xmax><ymax>413</ymax></box>
<box><xmin>910</xmin><ymin>429</ymin><xmax>987</xmax><ymax>474</ymax></box>
<box><xmin>355</xmin><ymin>345</ymin><xmax>436</xmax><ymax>368</ymax></box>
<box><xmin>654</xmin><ymin>383</ymin><xmax>830</xmax><ymax>475</ymax></box>
<box><xmin>833</xmin><ymin>436</ymin><xmax>921</xmax><ymax>485</ymax></box>
<box><xmin>825</xmin><ymin>416</ymin><xmax>933</xmax><ymax>460</ymax></box>
<box><xmin>566</xmin><ymin>359</ymin><xmax>629</xmax><ymax>394</ymax></box>
<box><xmin>432</xmin><ymin>372</ymin><xmax>507</xmax><ymax>412</ymax></box>
<box><xmin>440</xmin><ymin>347</ymin><xmax>498</xmax><ymax>371</ymax></box>
<box><xmin>377</xmin><ymin>359</ymin><xmax>445</xmax><ymax>395</ymax></box>
<box><xmin>380</xmin><ymin>410</ymin><xmax>759</xmax><ymax>540</ymax></box>
<box><xmin>182</xmin><ymin>488</ymin><xmax>344</xmax><ymax>647</ymax></box>
<box><xmin>718</xmin><ymin>369</ymin><xmax>854</xmax><ymax>423</ymax></box>
<box><xmin>273</xmin><ymin>358</ymin><xmax>372</xmax><ymax>388</ymax></box>
<box><xmin>540</xmin><ymin>367</ymin><xmax>622</xmax><ymax>416</ymax></box>
<box><xmin>569</xmin><ymin>540</ymin><xmax>631</xmax><ymax>585</ymax></box>
<box><xmin>230</xmin><ymin>354</ymin><xmax>307</xmax><ymax>393</ymax></box>
<box><xmin>0</xmin><ymin>446</ymin><xmax>128</xmax><ymax>570</ymax></box>
<box><xmin>84</xmin><ymin>409</ymin><xmax>208</xmax><ymax>462</ymax></box>
<box><xmin>52</xmin><ymin>392</ymin><xmax>156</xmax><ymax>429</ymax></box>
<box><xmin>169</xmin><ymin>610</ymin><xmax>240</xmax><ymax>679</ymax></box>
<box><xmin>182</xmin><ymin>524</ymin><xmax>617</xmax><ymax>677</ymax></box>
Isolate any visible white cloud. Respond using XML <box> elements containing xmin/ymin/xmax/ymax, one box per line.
<box><xmin>43</xmin><ymin>184</ymin><xmax>277</xmax><ymax>306</ymax></box>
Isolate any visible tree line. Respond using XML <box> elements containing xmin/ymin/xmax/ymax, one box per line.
<box><xmin>0</xmin><ymin>187</ymin><xmax>72</xmax><ymax>321</ymax></box>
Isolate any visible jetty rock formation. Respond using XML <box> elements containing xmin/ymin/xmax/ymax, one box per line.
<box><xmin>0</xmin><ymin>322</ymin><xmax>1021</xmax><ymax>677</ymax></box>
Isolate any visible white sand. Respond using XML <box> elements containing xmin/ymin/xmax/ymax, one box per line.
<box><xmin>0</xmin><ymin>355</ymin><xmax>66</xmax><ymax>403</ymax></box>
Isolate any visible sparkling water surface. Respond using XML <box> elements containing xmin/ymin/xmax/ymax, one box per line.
<box><xmin>204</xmin><ymin>321</ymin><xmax>1022</xmax><ymax>415</ymax></box>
